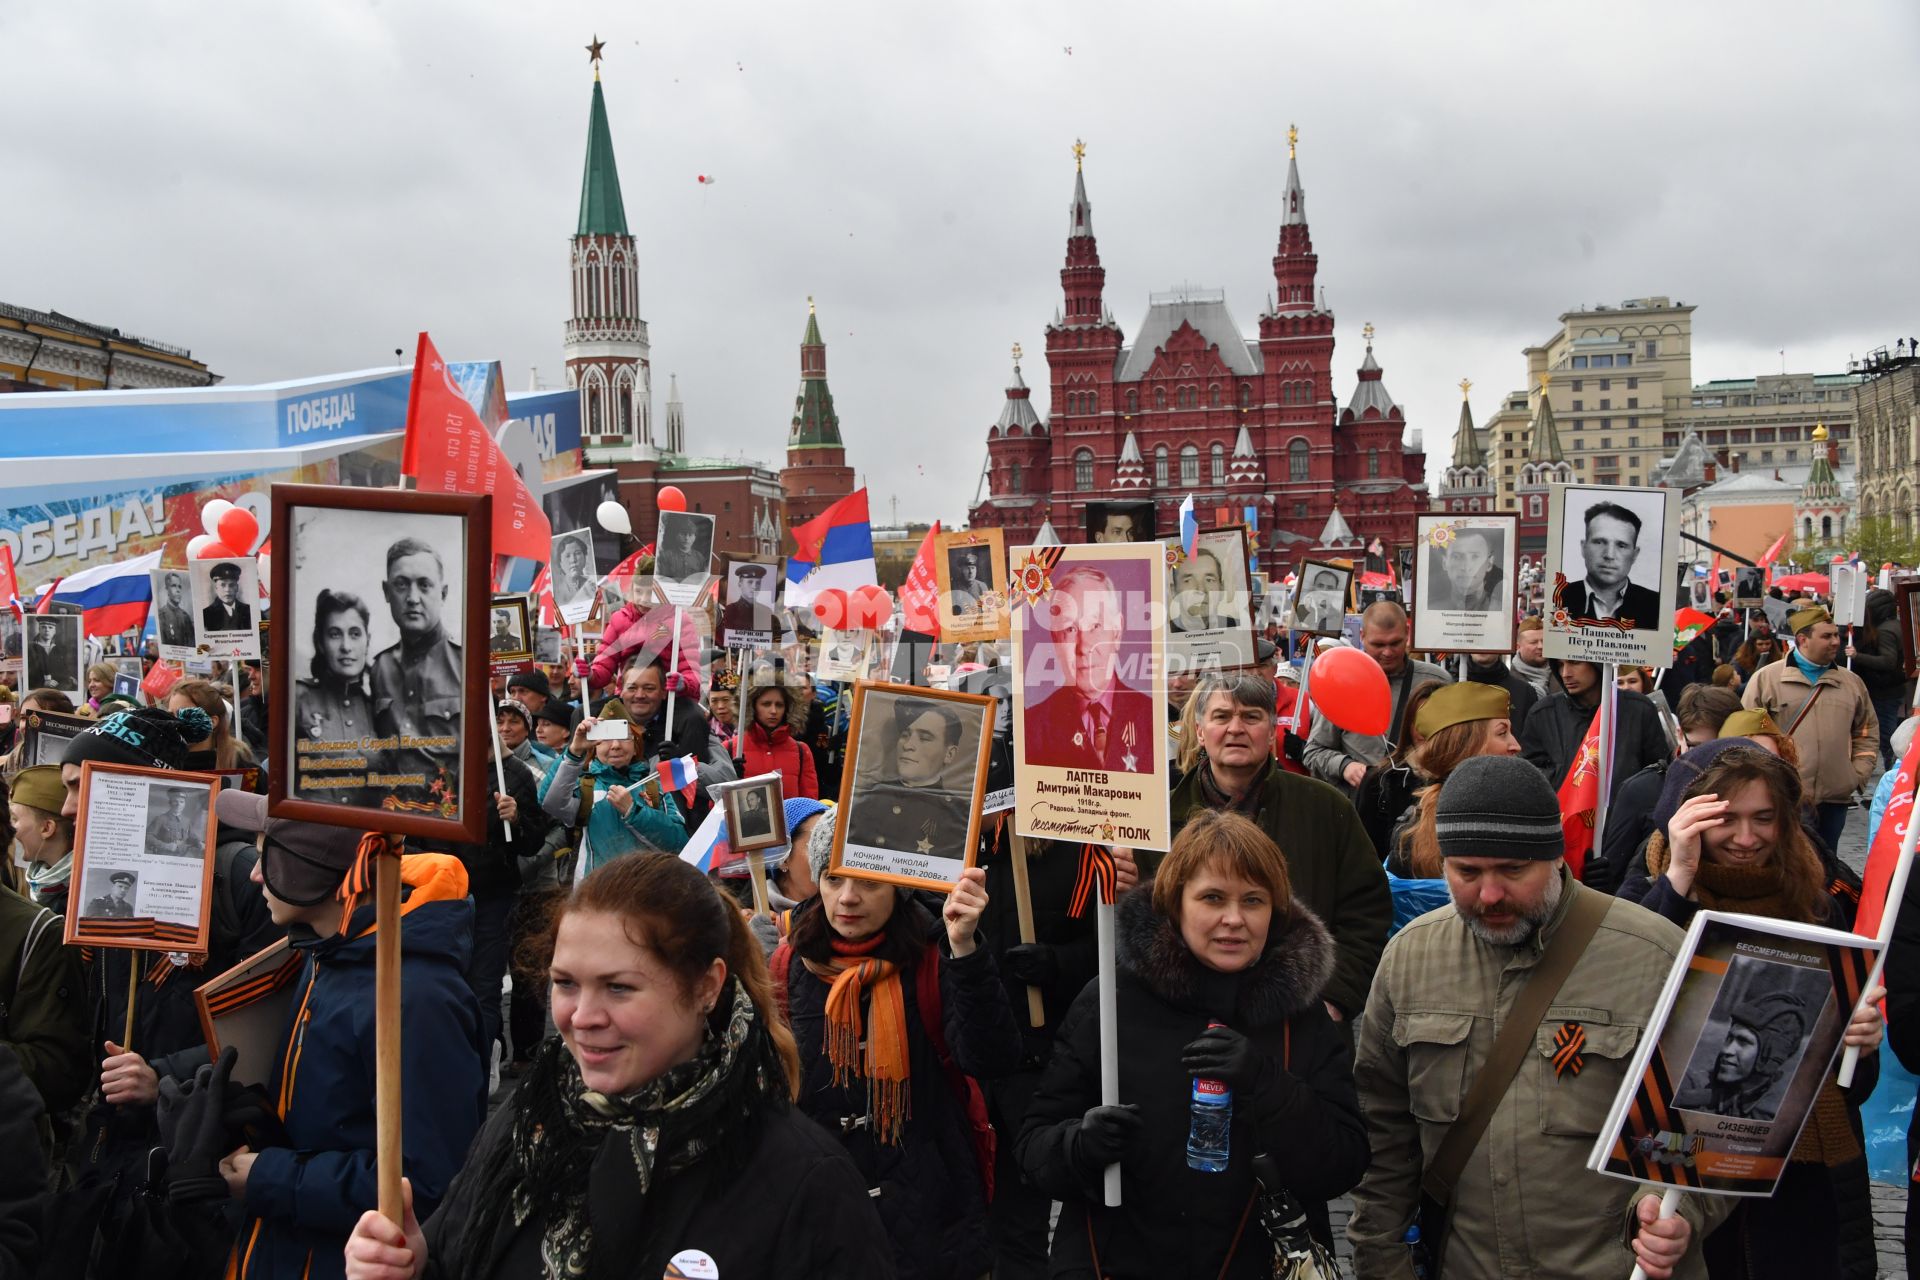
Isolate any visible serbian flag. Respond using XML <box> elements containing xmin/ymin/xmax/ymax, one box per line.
<box><xmin>31</xmin><ymin>549</ymin><xmax>160</xmax><ymax>637</ymax></box>
<box><xmin>401</xmin><ymin>332</ymin><xmax>551</xmax><ymax>564</ymax></box>
<box><xmin>678</xmin><ymin>803</ymin><xmax>729</xmax><ymax>874</ymax></box>
<box><xmin>1177</xmin><ymin>494</ymin><xmax>1198</xmax><ymax>560</ymax></box>
<box><xmin>1858</xmin><ymin>729</ymin><xmax>1920</xmax><ymax>940</ymax></box>
<box><xmin>1557</xmin><ymin>713</ymin><xmax>1603</xmax><ymax>878</ymax></box>
<box><xmin>785</xmin><ymin>489</ymin><xmax>876</xmax><ymax>610</ymax></box>
<box><xmin>656</xmin><ymin>754</ymin><xmax>700</xmax><ymax>799</ymax></box>
<box><xmin>898</xmin><ymin>521</ymin><xmax>943</xmax><ymax>636</ymax></box>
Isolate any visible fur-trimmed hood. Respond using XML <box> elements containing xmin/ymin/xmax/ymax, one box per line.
<box><xmin>1115</xmin><ymin>884</ymin><xmax>1335</xmax><ymax>1026</ymax></box>
<box><xmin>740</xmin><ymin>664</ymin><xmax>808</xmax><ymax>735</ymax></box>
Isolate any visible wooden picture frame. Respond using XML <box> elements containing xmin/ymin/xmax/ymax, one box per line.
<box><xmin>194</xmin><ymin>937</ymin><xmax>302</xmax><ymax>1090</ymax></box>
<box><xmin>270</xmin><ymin>484</ymin><xmax>491</xmax><ymax>842</ymax></box>
<box><xmin>831</xmin><ymin>680</ymin><xmax>995</xmax><ymax>892</ymax></box>
<box><xmin>66</xmin><ymin>761</ymin><xmax>221</xmax><ymax>954</ymax></box>
<box><xmin>486</xmin><ymin>594</ymin><xmax>535</xmax><ymax>670</ymax></box>
<box><xmin>933</xmin><ymin>528</ymin><xmax>1009</xmax><ymax>644</ymax></box>
<box><xmin>719</xmin><ymin>771</ymin><xmax>787</xmax><ymax>855</ymax></box>
<box><xmin>1410</xmin><ymin>512</ymin><xmax>1520</xmax><ymax>656</ymax></box>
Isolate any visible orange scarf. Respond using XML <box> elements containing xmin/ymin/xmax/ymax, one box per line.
<box><xmin>803</xmin><ymin>934</ymin><xmax>911</xmax><ymax>1144</ymax></box>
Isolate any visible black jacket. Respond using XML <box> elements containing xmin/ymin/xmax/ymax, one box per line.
<box><xmin>1659</xmin><ymin>633</ymin><xmax>1718</xmax><ymax>705</ymax></box>
<box><xmin>0</xmin><ymin>1045</ymin><xmax>44</xmax><ymax>1277</ymax></box>
<box><xmin>421</xmin><ymin>1073</ymin><xmax>894</xmax><ymax>1280</ymax></box>
<box><xmin>780</xmin><ymin>898</ymin><xmax>1024</xmax><ymax>1280</ymax></box>
<box><xmin>1017</xmin><ymin>889</ymin><xmax>1369</xmax><ymax>1279</ymax></box>
<box><xmin>423</xmin><ymin>751</ymin><xmax>554</xmax><ymax>899</ymax></box>
<box><xmin>977</xmin><ymin>831</ymin><xmax>1101</xmax><ymax>1054</ymax></box>
<box><xmin>1520</xmin><ymin>684</ymin><xmax>1671</xmax><ymax>795</ymax></box>
<box><xmin>1587</xmin><ymin>759</ymin><xmax>1670</xmax><ymax>893</ymax></box>
<box><xmin>1352</xmin><ymin>762</ymin><xmax>1422</xmax><ymax>866</ymax></box>
<box><xmin>1464</xmin><ymin>656</ymin><xmax>1538</xmax><ymax>735</ymax></box>
<box><xmin>1852</xmin><ymin>589</ymin><xmax>1908</xmax><ymax>700</ymax></box>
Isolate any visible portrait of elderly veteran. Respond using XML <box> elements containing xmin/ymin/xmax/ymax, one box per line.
<box><xmin>1022</xmin><ymin>564</ymin><xmax>1155</xmax><ymax>772</ymax></box>
<box><xmin>1169</xmin><ymin>546</ymin><xmax>1241</xmax><ymax>633</ymax></box>
<box><xmin>202</xmin><ymin>560</ymin><xmax>253</xmax><ymax>631</ymax></box>
<box><xmin>847</xmin><ymin>697</ymin><xmax>970</xmax><ymax>857</ymax></box>
<box><xmin>1558</xmin><ymin>499</ymin><xmax>1662</xmax><ymax>630</ymax></box>
<box><xmin>1347</xmin><ymin>755</ymin><xmax>1736</xmax><ymax>1280</ymax></box>
<box><xmin>369</xmin><ymin>536</ymin><xmax>463</xmax><ymax>799</ymax></box>
<box><xmin>1427</xmin><ymin>528</ymin><xmax>1504</xmax><ymax>613</ymax></box>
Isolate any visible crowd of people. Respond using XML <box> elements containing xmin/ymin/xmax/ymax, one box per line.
<box><xmin>0</xmin><ymin>560</ymin><xmax>1916</xmax><ymax>1280</ymax></box>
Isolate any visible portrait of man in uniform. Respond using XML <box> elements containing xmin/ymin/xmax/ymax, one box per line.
<box><xmin>24</xmin><ymin>614</ymin><xmax>81</xmax><ymax>693</ymax></box>
<box><xmin>948</xmin><ymin>548</ymin><xmax>991</xmax><ymax>617</ymax></box>
<box><xmin>655</xmin><ymin>512</ymin><xmax>715</xmax><ymax>585</ymax></box>
<box><xmin>1673</xmin><ymin>961</ymin><xmax>1828</xmax><ymax>1124</ymax></box>
<box><xmin>370</xmin><ymin>536</ymin><xmax>463</xmax><ymax>805</ymax></box>
<box><xmin>202</xmin><ymin>561</ymin><xmax>254</xmax><ymax>632</ymax></box>
<box><xmin>146</xmin><ymin>785</ymin><xmax>207</xmax><ymax>859</ymax></box>
<box><xmin>1021</xmin><ymin>564</ymin><xmax>1155</xmax><ymax>772</ymax></box>
<box><xmin>721</xmin><ymin>562</ymin><xmax>778</xmax><ymax>638</ymax></box>
<box><xmin>846</xmin><ymin>696</ymin><xmax>971</xmax><ymax>860</ymax></box>
<box><xmin>85</xmin><ymin>869</ymin><xmax>136</xmax><ymax>919</ymax></box>
<box><xmin>154</xmin><ymin>570</ymin><xmax>194</xmax><ymax>647</ymax></box>
<box><xmin>735</xmin><ymin>786</ymin><xmax>773</xmax><ymax>841</ymax></box>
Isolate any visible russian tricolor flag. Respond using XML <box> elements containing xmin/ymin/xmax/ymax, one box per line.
<box><xmin>784</xmin><ymin>489</ymin><xmax>877</xmax><ymax>610</ymax></box>
<box><xmin>1177</xmin><ymin>494</ymin><xmax>1198</xmax><ymax>560</ymax></box>
<box><xmin>32</xmin><ymin>549</ymin><xmax>162</xmax><ymax>637</ymax></box>
<box><xmin>656</xmin><ymin>754</ymin><xmax>700</xmax><ymax>798</ymax></box>
<box><xmin>678</xmin><ymin>803</ymin><xmax>729</xmax><ymax>873</ymax></box>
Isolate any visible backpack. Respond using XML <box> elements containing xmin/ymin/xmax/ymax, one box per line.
<box><xmin>770</xmin><ymin>940</ymin><xmax>997</xmax><ymax>1201</ymax></box>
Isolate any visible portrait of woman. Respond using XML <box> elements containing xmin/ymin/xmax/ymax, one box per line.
<box><xmin>292</xmin><ymin>588</ymin><xmax>379</xmax><ymax>806</ymax></box>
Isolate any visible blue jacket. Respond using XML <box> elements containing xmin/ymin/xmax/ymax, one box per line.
<box><xmin>537</xmin><ymin>748</ymin><xmax>689</xmax><ymax>873</ymax></box>
<box><xmin>236</xmin><ymin>855</ymin><xmax>486</xmax><ymax>1280</ymax></box>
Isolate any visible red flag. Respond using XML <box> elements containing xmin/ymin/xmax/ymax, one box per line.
<box><xmin>1858</xmin><ymin>730</ymin><xmax>1920</xmax><ymax>940</ymax></box>
<box><xmin>141</xmin><ymin>659</ymin><xmax>184</xmax><ymax>706</ymax></box>
<box><xmin>33</xmin><ymin>578</ymin><xmax>61</xmax><ymax>615</ymax></box>
<box><xmin>401</xmin><ymin>332</ymin><xmax>551</xmax><ymax>563</ymax></box>
<box><xmin>1556</xmin><ymin>713</ymin><xmax>1603</xmax><ymax>878</ymax></box>
<box><xmin>0</xmin><ymin>545</ymin><xmax>16</xmax><ymax>610</ymax></box>
<box><xmin>1757</xmin><ymin>530</ymin><xmax>1790</xmax><ymax>572</ymax></box>
<box><xmin>899</xmin><ymin>522</ymin><xmax>943</xmax><ymax>636</ymax></box>
<box><xmin>529</xmin><ymin>564</ymin><xmax>556</xmax><ymax>629</ymax></box>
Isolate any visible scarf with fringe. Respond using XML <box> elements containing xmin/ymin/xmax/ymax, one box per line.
<box><xmin>802</xmin><ymin>931</ymin><xmax>912</xmax><ymax>1145</ymax></box>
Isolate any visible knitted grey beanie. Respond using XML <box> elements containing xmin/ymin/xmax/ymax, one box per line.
<box><xmin>807</xmin><ymin>806</ymin><xmax>840</xmax><ymax>881</ymax></box>
<box><xmin>1435</xmin><ymin>755</ymin><xmax>1564</xmax><ymax>861</ymax></box>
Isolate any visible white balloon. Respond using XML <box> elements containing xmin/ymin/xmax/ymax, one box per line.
<box><xmin>596</xmin><ymin>500</ymin><xmax>632</xmax><ymax>536</ymax></box>
<box><xmin>201</xmin><ymin>500</ymin><xmax>236</xmax><ymax>537</ymax></box>
<box><xmin>186</xmin><ymin>534</ymin><xmax>216</xmax><ymax>558</ymax></box>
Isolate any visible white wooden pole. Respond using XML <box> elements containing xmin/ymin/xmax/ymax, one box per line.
<box><xmin>1627</xmin><ymin>1187</ymin><xmax>1683</xmax><ymax>1280</ymax></box>
<box><xmin>1097</xmin><ymin>891</ymin><xmax>1121</xmax><ymax>1207</ymax></box>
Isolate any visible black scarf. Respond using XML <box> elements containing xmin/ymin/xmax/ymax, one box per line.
<box><xmin>1194</xmin><ymin>754</ymin><xmax>1274</xmax><ymax>817</ymax></box>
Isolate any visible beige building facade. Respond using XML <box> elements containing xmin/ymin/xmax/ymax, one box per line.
<box><xmin>1854</xmin><ymin>344</ymin><xmax>1920</xmax><ymax>536</ymax></box>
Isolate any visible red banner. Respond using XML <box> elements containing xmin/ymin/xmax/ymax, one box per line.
<box><xmin>1557</xmin><ymin>713</ymin><xmax>1602</xmax><ymax>878</ymax></box>
<box><xmin>899</xmin><ymin>522</ymin><xmax>943</xmax><ymax>636</ymax></box>
<box><xmin>401</xmin><ymin>332</ymin><xmax>551</xmax><ymax>563</ymax></box>
<box><xmin>1858</xmin><ymin>730</ymin><xmax>1920</xmax><ymax>940</ymax></box>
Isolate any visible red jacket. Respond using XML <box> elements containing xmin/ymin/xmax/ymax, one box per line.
<box><xmin>1273</xmin><ymin>682</ymin><xmax>1312</xmax><ymax>776</ymax></box>
<box><xmin>589</xmin><ymin>601</ymin><xmax>704</xmax><ymax>695</ymax></box>
<box><xmin>740</xmin><ymin>719</ymin><xmax>819</xmax><ymax>799</ymax></box>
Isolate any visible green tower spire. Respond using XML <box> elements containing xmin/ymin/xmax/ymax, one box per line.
<box><xmin>790</xmin><ymin>297</ymin><xmax>843</xmax><ymax>448</ymax></box>
<box><xmin>1529</xmin><ymin>374</ymin><xmax>1566</xmax><ymax>464</ymax></box>
<box><xmin>577</xmin><ymin>76</ymin><xmax>629</xmax><ymax>237</ymax></box>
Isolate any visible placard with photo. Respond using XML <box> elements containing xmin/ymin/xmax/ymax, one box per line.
<box><xmin>817</xmin><ymin>627</ymin><xmax>883</xmax><ymax>683</ymax></box>
<box><xmin>189</xmin><ymin>557</ymin><xmax>261</xmax><ymax>660</ymax></box>
<box><xmin>1544</xmin><ymin>484</ymin><xmax>1681</xmax><ymax>668</ymax></box>
<box><xmin>152</xmin><ymin>567</ymin><xmax>198</xmax><ymax>660</ymax></box>
<box><xmin>20</xmin><ymin>707</ymin><xmax>90</xmax><ymax>768</ymax></box>
<box><xmin>1732</xmin><ymin>565</ymin><xmax>1766</xmax><ymax>610</ymax></box>
<box><xmin>195</xmin><ymin>938</ymin><xmax>301</xmax><ymax>1090</ymax></box>
<box><xmin>271</xmin><ymin>484</ymin><xmax>491</xmax><ymax>842</ymax></box>
<box><xmin>654</xmin><ymin>510</ymin><xmax>716</xmax><ymax>607</ymax></box>
<box><xmin>486</xmin><ymin>594</ymin><xmax>534</xmax><ymax>672</ymax></box>
<box><xmin>1290</xmin><ymin>560</ymin><xmax>1351</xmax><ymax>637</ymax></box>
<box><xmin>719</xmin><ymin>771</ymin><xmax>787</xmax><ymax>855</ymax></box>
<box><xmin>1167</xmin><ymin>526</ymin><xmax>1255</xmax><ymax>672</ymax></box>
<box><xmin>1411</xmin><ymin>513</ymin><xmax>1519</xmax><ymax>654</ymax></box>
<box><xmin>1588</xmin><ymin>910</ymin><xmax>1877</xmax><ymax>1198</ymax></box>
<box><xmin>832</xmin><ymin>682</ymin><xmax>994</xmax><ymax>891</ymax></box>
<box><xmin>1009</xmin><ymin>541</ymin><xmax>1170</xmax><ymax>851</ymax></box>
<box><xmin>66</xmin><ymin>762</ymin><xmax>220</xmax><ymax>954</ymax></box>
<box><xmin>22</xmin><ymin>613</ymin><xmax>84</xmax><ymax>694</ymax></box>
<box><xmin>549</xmin><ymin>528</ymin><xmax>599</xmax><ymax>627</ymax></box>
<box><xmin>935</xmin><ymin>528</ymin><xmax>1009</xmax><ymax>644</ymax></box>
<box><xmin>1085</xmin><ymin>502</ymin><xmax>1156</xmax><ymax>545</ymax></box>
<box><xmin>718</xmin><ymin>555</ymin><xmax>783</xmax><ymax>651</ymax></box>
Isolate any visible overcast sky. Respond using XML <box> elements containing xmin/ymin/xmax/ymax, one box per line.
<box><xmin>7</xmin><ymin>1</ymin><xmax>1917</xmax><ymax>526</ymax></box>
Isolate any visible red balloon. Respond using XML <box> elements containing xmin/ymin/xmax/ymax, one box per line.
<box><xmin>657</xmin><ymin>486</ymin><xmax>687</xmax><ymax>513</ymax></box>
<box><xmin>216</xmin><ymin>506</ymin><xmax>259</xmax><ymax>553</ymax></box>
<box><xmin>194</xmin><ymin>540</ymin><xmax>241</xmax><ymax>560</ymax></box>
<box><xmin>1307</xmin><ymin>646</ymin><xmax>1390</xmax><ymax>736</ymax></box>
<box><xmin>812</xmin><ymin>589</ymin><xmax>851</xmax><ymax>630</ymax></box>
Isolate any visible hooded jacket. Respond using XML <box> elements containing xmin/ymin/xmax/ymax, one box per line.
<box><xmin>737</xmin><ymin>670</ymin><xmax>819</xmax><ymax>800</ymax></box>
<box><xmin>588</xmin><ymin>601</ymin><xmax>703</xmax><ymax>695</ymax></box>
<box><xmin>235</xmin><ymin>854</ymin><xmax>486</xmax><ymax>1280</ymax></box>
<box><xmin>537</xmin><ymin>748</ymin><xmax>690</xmax><ymax>874</ymax></box>
<box><xmin>1850</xmin><ymin>588</ymin><xmax>1908</xmax><ymax>700</ymax></box>
<box><xmin>1017</xmin><ymin>889</ymin><xmax>1367</xmax><ymax>1278</ymax></box>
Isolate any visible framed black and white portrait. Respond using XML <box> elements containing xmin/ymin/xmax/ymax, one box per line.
<box><xmin>1291</xmin><ymin>560</ymin><xmax>1351</xmax><ymax>637</ymax></box>
<box><xmin>151</xmin><ymin>567</ymin><xmax>197</xmax><ymax>660</ymax></box>
<box><xmin>1167</xmin><ymin>526</ymin><xmax>1255</xmax><ymax>671</ymax></box>
<box><xmin>486</xmin><ymin>594</ymin><xmax>534</xmax><ymax>667</ymax></box>
<box><xmin>270</xmin><ymin>484</ymin><xmax>491</xmax><ymax>842</ymax></box>
<box><xmin>189</xmin><ymin>557</ymin><xmax>261</xmax><ymax>660</ymax></box>
<box><xmin>1732</xmin><ymin>565</ymin><xmax>1766</xmax><ymax>610</ymax></box>
<box><xmin>934</xmin><ymin>529</ymin><xmax>1008</xmax><ymax>644</ymax></box>
<box><xmin>817</xmin><ymin>627</ymin><xmax>881</xmax><ymax>683</ymax></box>
<box><xmin>22</xmin><ymin>613</ymin><xmax>84</xmax><ymax>695</ymax></box>
<box><xmin>718</xmin><ymin>555</ymin><xmax>782</xmax><ymax>651</ymax></box>
<box><xmin>832</xmin><ymin>682</ymin><xmax>993</xmax><ymax>892</ymax></box>
<box><xmin>1544</xmin><ymin>484</ymin><xmax>1681</xmax><ymax>669</ymax></box>
<box><xmin>721</xmin><ymin>771</ymin><xmax>786</xmax><ymax>855</ymax></box>
<box><xmin>1411</xmin><ymin>513</ymin><xmax>1518</xmax><ymax>655</ymax></box>
<box><xmin>654</xmin><ymin>510</ymin><xmax>716</xmax><ymax>603</ymax></box>
<box><xmin>20</xmin><ymin>707</ymin><xmax>89</xmax><ymax>767</ymax></box>
<box><xmin>66</xmin><ymin>762</ymin><xmax>220</xmax><ymax>954</ymax></box>
<box><xmin>549</xmin><ymin>528</ymin><xmax>598</xmax><ymax>627</ymax></box>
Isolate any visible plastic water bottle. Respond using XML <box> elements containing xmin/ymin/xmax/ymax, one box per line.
<box><xmin>1186</xmin><ymin>1022</ymin><xmax>1232</xmax><ymax>1172</ymax></box>
<box><xmin>1403</xmin><ymin>1224</ymin><xmax>1431</xmax><ymax>1279</ymax></box>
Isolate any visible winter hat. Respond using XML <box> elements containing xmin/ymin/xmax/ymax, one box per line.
<box><xmin>1650</xmin><ymin>740</ymin><xmax>1771</xmax><ymax>838</ymax></box>
<box><xmin>506</xmin><ymin>669</ymin><xmax>551</xmax><ymax>700</ymax></box>
<box><xmin>807</xmin><ymin>805</ymin><xmax>840</xmax><ymax>881</ymax></box>
<box><xmin>10</xmin><ymin>765</ymin><xmax>65</xmax><ymax>814</ymax></box>
<box><xmin>1728</xmin><ymin>988</ymin><xmax>1811</xmax><ymax>1077</ymax></box>
<box><xmin>1413</xmin><ymin>682</ymin><xmax>1510</xmax><ymax>740</ymax></box>
<box><xmin>1435</xmin><ymin>756</ymin><xmax>1563</xmax><ymax>861</ymax></box>
<box><xmin>495</xmin><ymin>698</ymin><xmax>533</xmax><ymax>733</ymax></box>
<box><xmin>1894</xmin><ymin>716</ymin><xmax>1920</xmax><ymax>762</ymax></box>
<box><xmin>533</xmin><ymin>700</ymin><xmax>578</xmax><ymax>732</ymax></box>
<box><xmin>215</xmin><ymin>789</ymin><xmax>363</xmax><ymax>907</ymax></box>
<box><xmin>61</xmin><ymin>706</ymin><xmax>210</xmax><ymax>773</ymax></box>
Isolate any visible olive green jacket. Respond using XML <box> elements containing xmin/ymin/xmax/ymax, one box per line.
<box><xmin>1347</xmin><ymin>871</ymin><xmax>1735</xmax><ymax>1279</ymax></box>
<box><xmin>1162</xmin><ymin>766</ymin><xmax>1391</xmax><ymax>1017</ymax></box>
<box><xmin>0</xmin><ymin>885</ymin><xmax>89</xmax><ymax>1119</ymax></box>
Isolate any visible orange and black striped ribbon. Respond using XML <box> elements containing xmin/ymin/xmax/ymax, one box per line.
<box><xmin>1068</xmin><ymin>844</ymin><xmax>1116</xmax><ymax>918</ymax></box>
<box><xmin>1552</xmin><ymin>1022</ymin><xmax>1586</xmax><ymax>1078</ymax></box>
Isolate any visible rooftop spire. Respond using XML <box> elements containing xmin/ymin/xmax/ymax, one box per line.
<box><xmin>1282</xmin><ymin>124</ymin><xmax>1307</xmax><ymax>226</ymax></box>
<box><xmin>1450</xmin><ymin>379</ymin><xmax>1485</xmax><ymax>469</ymax></box>
<box><xmin>585</xmin><ymin>33</ymin><xmax>604</xmax><ymax>78</ymax></box>
<box><xmin>1528</xmin><ymin>373</ymin><xmax>1567</xmax><ymax>464</ymax></box>
<box><xmin>803</xmin><ymin>294</ymin><xmax>822</xmax><ymax>346</ymax></box>
<box><xmin>576</xmin><ymin>56</ymin><xmax>628</xmax><ymax>236</ymax></box>
<box><xmin>791</xmin><ymin>298</ymin><xmax>841</xmax><ymax>448</ymax></box>
<box><xmin>1068</xmin><ymin>138</ymin><xmax>1094</xmax><ymax>239</ymax></box>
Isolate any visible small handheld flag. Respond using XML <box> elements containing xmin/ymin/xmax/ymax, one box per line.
<box><xmin>1177</xmin><ymin>494</ymin><xmax>1197</xmax><ymax>560</ymax></box>
<box><xmin>656</xmin><ymin>754</ymin><xmax>700</xmax><ymax>798</ymax></box>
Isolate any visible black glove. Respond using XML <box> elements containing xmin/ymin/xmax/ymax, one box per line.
<box><xmin>1074</xmin><ymin>1104</ymin><xmax>1142</xmax><ymax>1170</ymax></box>
<box><xmin>1182</xmin><ymin>1025</ymin><xmax>1272</xmax><ymax>1094</ymax></box>
<box><xmin>1001</xmin><ymin>942</ymin><xmax>1058</xmax><ymax>986</ymax></box>
<box><xmin>157</xmin><ymin>1045</ymin><xmax>239</xmax><ymax>1204</ymax></box>
<box><xmin>1282</xmin><ymin>733</ymin><xmax>1307</xmax><ymax>764</ymax></box>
